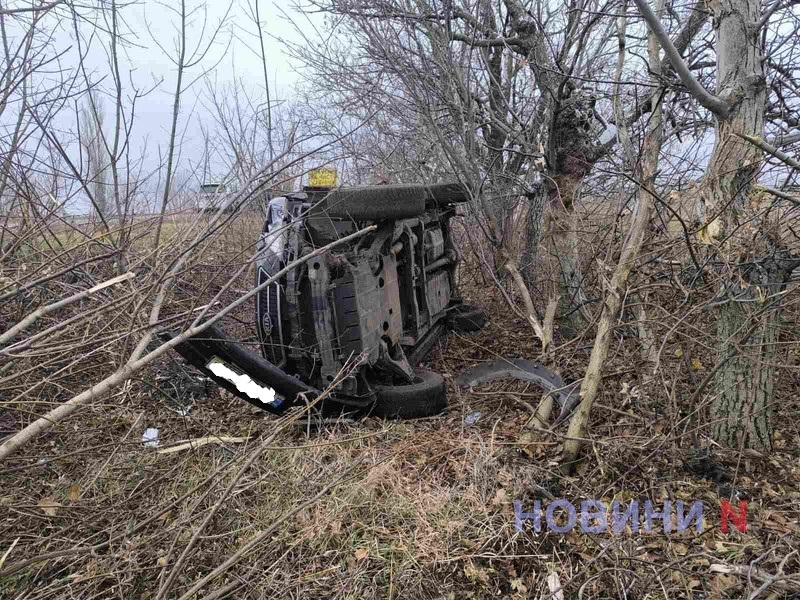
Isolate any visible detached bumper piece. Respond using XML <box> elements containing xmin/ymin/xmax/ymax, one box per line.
<box><xmin>160</xmin><ymin>325</ymin><xmax>318</xmax><ymax>415</ymax></box>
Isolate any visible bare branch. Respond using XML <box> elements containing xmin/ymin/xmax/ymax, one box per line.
<box><xmin>0</xmin><ymin>0</ymin><xmax>66</xmax><ymax>16</ymax></box>
<box><xmin>737</xmin><ymin>132</ymin><xmax>800</xmax><ymax>169</ymax></box>
<box><xmin>0</xmin><ymin>225</ymin><xmax>376</xmax><ymax>461</ymax></box>
<box><xmin>632</xmin><ymin>0</ymin><xmax>730</xmax><ymax>118</ymax></box>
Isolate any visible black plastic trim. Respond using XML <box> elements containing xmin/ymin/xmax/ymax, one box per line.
<box><xmin>159</xmin><ymin>325</ymin><xmax>318</xmax><ymax>415</ymax></box>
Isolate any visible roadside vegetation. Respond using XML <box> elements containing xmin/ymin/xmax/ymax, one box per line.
<box><xmin>1</xmin><ymin>0</ymin><xmax>800</xmax><ymax>597</ymax></box>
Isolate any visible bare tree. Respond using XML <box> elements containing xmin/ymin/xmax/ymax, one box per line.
<box><xmin>287</xmin><ymin>0</ymin><xmax>722</xmax><ymax>341</ymax></box>
<box><xmin>79</xmin><ymin>91</ymin><xmax>109</xmax><ymax>219</ymax></box>
<box><xmin>563</xmin><ymin>0</ymin><xmax>666</xmax><ymax>467</ymax></box>
<box><xmin>150</xmin><ymin>0</ymin><xmax>232</xmax><ymax>249</ymax></box>
<box><xmin>634</xmin><ymin>0</ymin><xmax>799</xmax><ymax>451</ymax></box>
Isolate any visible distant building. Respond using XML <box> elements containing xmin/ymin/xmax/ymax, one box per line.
<box><xmin>200</xmin><ymin>182</ymin><xmax>227</xmax><ymax>195</ymax></box>
<box><xmin>196</xmin><ymin>182</ymin><xmax>230</xmax><ymax>213</ymax></box>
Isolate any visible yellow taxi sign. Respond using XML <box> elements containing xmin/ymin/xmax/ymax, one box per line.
<box><xmin>308</xmin><ymin>167</ymin><xmax>337</xmax><ymax>188</ymax></box>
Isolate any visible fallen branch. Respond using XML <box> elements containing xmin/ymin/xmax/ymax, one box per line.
<box><xmin>156</xmin><ymin>432</ymin><xmax>288</xmax><ymax>599</ymax></box>
<box><xmin>710</xmin><ymin>561</ymin><xmax>800</xmax><ymax>598</ymax></box>
<box><xmin>0</xmin><ymin>272</ymin><xmax>135</xmax><ymax>344</ymax></box>
<box><xmin>155</xmin><ymin>361</ymin><xmax>359</xmax><ymax>599</ymax></box>
<box><xmin>0</xmin><ymin>225</ymin><xmax>376</xmax><ymax>462</ymax></box>
<box><xmin>156</xmin><ymin>436</ymin><xmax>249</xmax><ymax>455</ymax></box>
<box><xmin>0</xmin><ymin>538</ymin><xmax>19</xmax><ymax>571</ymax></box>
<box><xmin>526</xmin><ymin>392</ymin><xmax>554</xmax><ymax>430</ymax></box>
<box><xmin>0</xmin><ymin>450</ymin><xmax>242</xmax><ymax>576</ymax></box>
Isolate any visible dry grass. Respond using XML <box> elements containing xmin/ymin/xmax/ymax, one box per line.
<box><xmin>1</xmin><ymin>211</ymin><xmax>800</xmax><ymax>599</ymax></box>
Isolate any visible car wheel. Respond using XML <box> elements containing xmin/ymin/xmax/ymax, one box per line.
<box><xmin>449</xmin><ymin>304</ymin><xmax>488</xmax><ymax>333</ymax></box>
<box><xmin>427</xmin><ymin>182</ymin><xmax>468</xmax><ymax>205</ymax></box>
<box><xmin>369</xmin><ymin>368</ymin><xmax>447</xmax><ymax>419</ymax></box>
<box><xmin>323</xmin><ymin>185</ymin><xmax>427</xmax><ymax>220</ymax></box>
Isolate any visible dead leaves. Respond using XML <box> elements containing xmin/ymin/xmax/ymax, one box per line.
<box><xmin>510</xmin><ymin>577</ymin><xmax>528</xmax><ymax>594</ymax></box>
<box><xmin>37</xmin><ymin>496</ymin><xmax>61</xmax><ymax>517</ymax></box>
<box><xmin>66</xmin><ymin>559</ymin><xmax>99</xmax><ymax>584</ymax></box>
<box><xmin>345</xmin><ymin>546</ymin><xmax>371</xmax><ymax>572</ymax></box>
<box><xmin>463</xmin><ymin>560</ymin><xmax>492</xmax><ymax>584</ymax></box>
<box><xmin>66</xmin><ymin>483</ymin><xmax>81</xmax><ymax>502</ymax></box>
<box><xmin>697</xmin><ymin>217</ymin><xmax>722</xmax><ymax>244</ymax></box>
<box><xmin>547</xmin><ymin>571</ymin><xmax>565</xmax><ymax>600</ymax></box>
<box><xmin>491</xmin><ymin>487</ymin><xmax>508</xmax><ymax>507</ymax></box>
<box><xmin>353</xmin><ymin>547</ymin><xmax>369</xmax><ymax>561</ymax></box>
<box><xmin>37</xmin><ymin>482</ymin><xmax>84</xmax><ymax>517</ymax></box>
<box><xmin>674</xmin><ymin>348</ymin><xmax>703</xmax><ymax>370</ymax></box>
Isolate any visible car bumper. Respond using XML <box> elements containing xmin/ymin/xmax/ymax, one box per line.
<box><xmin>159</xmin><ymin>325</ymin><xmax>319</xmax><ymax>415</ymax></box>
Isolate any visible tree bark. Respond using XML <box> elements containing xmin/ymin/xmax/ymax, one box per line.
<box><xmin>701</xmin><ymin>0</ymin><xmax>774</xmax><ymax>451</ymax></box>
<box><xmin>562</xmin><ymin>0</ymin><xmax>665</xmax><ymax>469</ymax></box>
<box><xmin>712</xmin><ymin>284</ymin><xmax>779</xmax><ymax>450</ymax></box>
<box><xmin>546</xmin><ymin>177</ymin><xmax>588</xmax><ymax>334</ymax></box>
<box><xmin>636</xmin><ymin>0</ymin><xmax>782</xmax><ymax>451</ymax></box>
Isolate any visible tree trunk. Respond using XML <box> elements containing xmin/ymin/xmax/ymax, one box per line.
<box><xmin>701</xmin><ymin>0</ymin><xmax>773</xmax><ymax>451</ymax></box>
<box><xmin>711</xmin><ymin>287</ymin><xmax>779</xmax><ymax>450</ymax></box>
<box><xmin>550</xmin><ymin>194</ymin><xmax>587</xmax><ymax>334</ymax></box>
<box><xmin>522</xmin><ymin>182</ymin><xmax>547</xmax><ymax>287</ymax></box>
<box><xmin>562</xmin><ymin>13</ymin><xmax>666</xmax><ymax>468</ymax></box>
<box><xmin>530</xmin><ymin>175</ymin><xmax>588</xmax><ymax>336</ymax></box>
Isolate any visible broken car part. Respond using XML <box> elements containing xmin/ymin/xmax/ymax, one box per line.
<box><xmin>454</xmin><ymin>358</ymin><xmax>579</xmax><ymax>413</ymax></box>
<box><xmin>165</xmin><ymin>180</ymin><xmax>483</xmax><ymax>418</ymax></box>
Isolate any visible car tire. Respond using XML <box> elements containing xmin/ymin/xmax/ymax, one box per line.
<box><xmin>449</xmin><ymin>304</ymin><xmax>488</xmax><ymax>333</ymax></box>
<box><xmin>427</xmin><ymin>182</ymin><xmax>468</xmax><ymax>205</ymax></box>
<box><xmin>324</xmin><ymin>185</ymin><xmax>427</xmax><ymax>220</ymax></box>
<box><xmin>369</xmin><ymin>368</ymin><xmax>447</xmax><ymax>419</ymax></box>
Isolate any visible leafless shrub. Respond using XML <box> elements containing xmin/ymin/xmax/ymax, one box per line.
<box><xmin>2</xmin><ymin>0</ymin><xmax>800</xmax><ymax>597</ymax></box>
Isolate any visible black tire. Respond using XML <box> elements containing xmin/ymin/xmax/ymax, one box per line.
<box><xmin>324</xmin><ymin>185</ymin><xmax>427</xmax><ymax>220</ymax></box>
<box><xmin>427</xmin><ymin>182</ymin><xmax>468</xmax><ymax>205</ymax></box>
<box><xmin>449</xmin><ymin>304</ymin><xmax>488</xmax><ymax>333</ymax></box>
<box><xmin>369</xmin><ymin>368</ymin><xmax>447</xmax><ymax>419</ymax></box>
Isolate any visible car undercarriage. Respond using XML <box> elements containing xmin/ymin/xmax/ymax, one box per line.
<box><xmin>164</xmin><ymin>181</ymin><xmax>489</xmax><ymax>418</ymax></box>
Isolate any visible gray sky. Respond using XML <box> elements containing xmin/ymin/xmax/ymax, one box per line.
<box><xmin>118</xmin><ymin>0</ymin><xmax>310</xmax><ymax>179</ymax></box>
<box><xmin>19</xmin><ymin>0</ymin><xmax>317</xmax><ymax>211</ymax></box>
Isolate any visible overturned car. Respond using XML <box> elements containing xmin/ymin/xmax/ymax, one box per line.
<box><xmin>165</xmin><ymin>179</ymin><xmax>488</xmax><ymax>418</ymax></box>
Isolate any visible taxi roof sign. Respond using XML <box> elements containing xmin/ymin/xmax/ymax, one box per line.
<box><xmin>308</xmin><ymin>167</ymin><xmax>337</xmax><ymax>188</ymax></box>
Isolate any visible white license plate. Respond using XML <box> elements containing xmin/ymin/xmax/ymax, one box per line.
<box><xmin>206</xmin><ymin>356</ymin><xmax>283</xmax><ymax>408</ymax></box>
